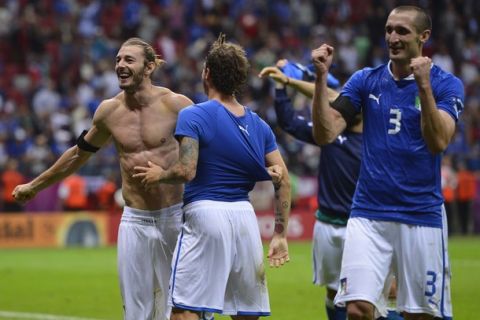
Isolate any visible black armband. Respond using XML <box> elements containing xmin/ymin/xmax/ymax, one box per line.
<box><xmin>330</xmin><ymin>95</ymin><xmax>358</xmax><ymax>128</ymax></box>
<box><xmin>76</xmin><ymin>130</ymin><xmax>100</xmax><ymax>153</ymax></box>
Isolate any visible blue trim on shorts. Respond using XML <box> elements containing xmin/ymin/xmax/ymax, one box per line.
<box><xmin>170</xmin><ymin>225</ymin><xmax>185</xmax><ymax>307</ymax></box>
<box><xmin>237</xmin><ymin>311</ymin><xmax>271</xmax><ymax>316</ymax></box>
<box><xmin>441</xmin><ymin>228</ymin><xmax>447</xmax><ymax>319</ymax></box>
<box><xmin>172</xmin><ymin>302</ymin><xmax>222</xmax><ymax>314</ymax></box>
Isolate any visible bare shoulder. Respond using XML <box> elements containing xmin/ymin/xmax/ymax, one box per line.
<box><xmin>155</xmin><ymin>87</ymin><xmax>193</xmax><ymax>114</ymax></box>
<box><xmin>92</xmin><ymin>93</ymin><xmax>123</xmax><ymax>124</ymax></box>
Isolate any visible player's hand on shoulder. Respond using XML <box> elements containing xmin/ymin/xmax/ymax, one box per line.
<box><xmin>410</xmin><ymin>56</ymin><xmax>432</xmax><ymax>87</ymax></box>
<box><xmin>268</xmin><ymin>234</ymin><xmax>290</xmax><ymax>268</ymax></box>
<box><xmin>132</xmin><ymin>161</ymin><xmax>165</xmax><ymax>190</ymax></box>
<box><xmin>12</xmin><ymin>183</ymin><xmax>36</xmax><ymax>204</ymax></box>
<box><xmin>311</xmin><ymin>44</ymin><xmax>334</xmax><ymax>76</ymax></box>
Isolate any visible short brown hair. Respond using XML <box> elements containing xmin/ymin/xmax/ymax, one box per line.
<box><xmin>121</xmin><ymin>37</ymin><xmax>165</xmax><ymax>68</ymax></box>
<box><xmin>392</xmin><ymin>6</ymin><xmax>432</xmax><ymax>33</ymax></box>
<box><xmin>205</xmin><ymin>34</ymin><xmax>249</xmax><ymax>96</ymax></box>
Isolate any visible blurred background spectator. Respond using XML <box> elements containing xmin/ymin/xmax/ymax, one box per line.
<box><xmin>0</xmin><ymin>158</ymin><xmax>26</xmax><ymax>212</ymax></box>
<box><xmin>58</xmin><ymin>173</ymin><xmax>88</xmax><ymax>211</ymax></box>
<box><xmin>0</xmin><ymin>0</ymin><xmax>479</xmax><ymax>234</ymax></box>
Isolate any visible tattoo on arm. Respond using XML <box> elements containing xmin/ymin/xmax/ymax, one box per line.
<box><xmin>274</xmin><ymin>216</ymin><xmax>285</xmax><ymax>233</ymax></box>
<box><xmin>177</xmin><ymin>137</ymin><xmax>199</xmax><ymax>180</ymax></box>
<box><xmin>274</xmin><ymin>182</ymin><xmax>281</xmax><ymax>191</ymax></box>
<box><xmin>273</xmin><ymin>186</ymin><xmax>289</xmax><ymax>234</ymax></box>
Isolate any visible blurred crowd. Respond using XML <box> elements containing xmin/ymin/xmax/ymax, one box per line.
<box><xmin>0</xmin><ymin>0</ymin><xmax>479</xmax><ymax>228</ymax></box>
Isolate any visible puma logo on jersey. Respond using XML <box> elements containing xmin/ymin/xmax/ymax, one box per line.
<box><xmin>337</xmin><ymin>135</ymin><xmax>347</xmax><ymax>144</ymax></box>
<box><xmin>369</xmin><ymin>93</ymin><xmax>381</xmax><ymax>104</ymax></box>
<box><xmin>239</xmin><ymin>124</ymin><xmax>249</xmax><ymax>136</ymax></box>
<box><xmin>453</xmin><ymin>97</ymin><xmax>463</xmax><ymax>118</ymax></box>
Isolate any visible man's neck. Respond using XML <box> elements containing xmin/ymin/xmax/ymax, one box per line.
<box><xmin>124</xmin><ymin>84</ymin><xmax>153</xmax><ymax>108</ymax></box>
<box><xmin>208</xmin><ymin>90</ymin><xmax>244</xmax><ymax>116</ymax></box>
<box><xmin>390</xmin><ymin>60</ymin><xmax>413</xmax><ymax>80</ymax></box>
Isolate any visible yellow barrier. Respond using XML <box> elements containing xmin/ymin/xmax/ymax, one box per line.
<box><xmin>0</xmin><ymin>212</ymin><xmax>108</xmax><ymax>248</ymax></box>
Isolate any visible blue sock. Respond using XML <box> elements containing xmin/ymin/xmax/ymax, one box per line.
<box><xmin>325</xmin><ymin>298</ymin><xmax>346</xmax><ymax>320</ymax></box>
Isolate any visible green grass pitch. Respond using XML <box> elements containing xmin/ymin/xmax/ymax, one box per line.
<box><xmin>0</xmin><ymin>237</ymin><xmax>479</xmax><ymax>319</ymax></box>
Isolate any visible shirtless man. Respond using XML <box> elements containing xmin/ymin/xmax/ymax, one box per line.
<box><xmin>12</xmin><ymin>38</ymin><xmax>193</xmax><ymax>320</ymax></box>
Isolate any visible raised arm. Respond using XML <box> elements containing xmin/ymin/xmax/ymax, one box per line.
<box><xmin>259</xmin><ymin>66</ymin><xmax>340</xmax><ymax>145</ymax></box>
<box><xmin>411</xmin><ymin>57</ymin><xmax>456</xmax><ymax>154</ymax></box>
<box><xmin>265</xmin><ymin>149</ymin><xmax>290</xmax><ymax>268</ymax></box>
<box><xmin>311</xmin><ymin>45</ymin><xmax>348</xmax><ymax>145</ymax></box>
<box><xmin>12</xmin><ymin>102</ymin><xmax>113</xmax><ymax>204</ymax></box>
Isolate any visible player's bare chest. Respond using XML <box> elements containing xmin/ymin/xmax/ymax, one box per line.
<box><xmin>108</xmin><ymin>109</ymin><xmax>177</xmax><ymax>151</ymax></box>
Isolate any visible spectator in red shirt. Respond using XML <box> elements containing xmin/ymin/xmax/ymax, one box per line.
<box><xmin>0</xmin><ymin>158</ymin><xmax>26</xmax><ymax>212</ymax></box>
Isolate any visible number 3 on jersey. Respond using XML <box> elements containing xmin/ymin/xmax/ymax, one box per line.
<box><xmin>388</xmin><ymin>108</ymin><xmax>402</xmax><ymax>134</ymax></box>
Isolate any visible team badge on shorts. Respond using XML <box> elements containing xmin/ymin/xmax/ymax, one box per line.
<box><xmin>340</xmin><ymin>277</ymin><xmax>347</xmax><ymax>295</ymax></box>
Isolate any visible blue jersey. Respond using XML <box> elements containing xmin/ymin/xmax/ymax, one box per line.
<box><xmin>175</xmin><ymin>99</ymin><xmax>278</xmax><ymax>205</ymax></box>
<box><xmin>274</xmin><ymin>89</ymin><xmax>362</xmax><ymax>224</ymax></box>
<box><xmin>341</xmin><ymin>61</ymin><xmax>464</xmax><ymax>227</ymax></box>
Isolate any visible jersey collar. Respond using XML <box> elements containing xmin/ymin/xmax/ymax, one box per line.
<box><xmin>387</xmin><ymin>60</ymin><xmax>415</xmax><ymax>80</ymax></box>
<box><xmin>387</xmin><ymin>60</ymin><xmax>434</xmax><ymax>81</ymax></box>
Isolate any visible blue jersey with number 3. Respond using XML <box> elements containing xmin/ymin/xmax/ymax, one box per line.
<box><xmin>175</xmin><ymin>100</ymin><xmax>277</xmax><ymax>205</ymax></box>
<box><xmin>341</xmin><ymin>61</ymin><xmax>464</xmax><ymax>227</ymax></box>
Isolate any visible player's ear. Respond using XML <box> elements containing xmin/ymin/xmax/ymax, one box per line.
<box><xmin>419</xmin><ymin>29</ymin><xmax>431</xmax><ymax>44</ymax></box>
<box><xmin>202</xmin><ymin>67</ymin><xmax>210</xmax><ymax>80</ymax></box>
<box><xmin>145</xmin><ymin>61</ymin><xmax>155</xmax><ymax>76</ymax></box>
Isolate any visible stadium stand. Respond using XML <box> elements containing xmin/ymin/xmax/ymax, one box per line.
<box><xmin>0</xmin><ymin>0</ymin><xmax>479</xmax><ymax>234</ymax></box>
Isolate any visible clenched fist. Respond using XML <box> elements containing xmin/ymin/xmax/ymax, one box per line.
<box><xmin>12</xmin><ymin>183</ymin><xmax>37</xmax><ymax>204</ymax></box>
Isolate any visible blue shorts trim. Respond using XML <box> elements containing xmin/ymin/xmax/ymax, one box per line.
<box><xmin>237</xmin><ymin>311</ymin><xmax>271</xmax><ymax>316</ymax></box>
<box><xmin>171</xmin><ymin>302</ymin><xmax>222</xmax><ymax>314</ymax></box>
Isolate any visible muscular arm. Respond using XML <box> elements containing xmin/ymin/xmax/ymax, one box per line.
<box><xmin>258</xmin><ymin>65</ymin><xmax>338</xmax><ymax>100</ymax></box>
<box><xmin>312</xmin><ymin>77</ymin><xmax>347</xmax><ymax>145</ymax></box>
<box><xmin>418</xmin><ymin>86</ymin><xmax>456</xmax><ymax>154</ymax></box>
<box><xmin>288</xmin><ymin>78</ymin><xmax>339</xmax><ymax>101</ymax></box>
<box><xmin>287</xmin><ymin>78</ymin><xmax>315</xmax><ymax>98</ymax></box>
<box><xmin>133</xmin><ymin>136</ymin><xmax>199</xmax><ymax>185</ymax></box>
<box><xmin>265</xmin><ymin>149</ymin><xmax>290</xmax><ymax>267</ymax></box>
<box><xmin>274</xmin><ymin>85</ymin><xmax>340</xmax><ymax>145</ymax></box>
<box><xmin>411</xmin><ymin>57</ymin><xmax>456</xmax><ymax>154</ymax></box>
<box><xmin>13</xmin><ymin>102</ymin><xmax>113</xmax><ymax>203</ymax></box>
<box><xmin>311</xmin><ymin>45</ymin><xmax>348</xmax><ymax>145</ymax></box>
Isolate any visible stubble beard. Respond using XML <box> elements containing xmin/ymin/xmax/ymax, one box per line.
<box><xmin>119</xmin><ymin>67</ymin><xmax>145</xmax><ymax>94</ymax></box>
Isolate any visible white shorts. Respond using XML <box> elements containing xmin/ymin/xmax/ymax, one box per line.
<box><xmin>312</xmin><ymin>220</ymin><xmax>346</xmax><ymax>290</ymax></box>
<box><xmin>118</xmin><ymin>204</ymin><xmax>183</xmax><ymax>320</ymax></box>
<box><xmin>168</xmin><ymin>200</ymin><xmax>270</xmax><ymax>316</ymax></box>
<box><xmin>334</xmin><ymin>216</ymin><xmax>452</xmax><ymax>318</ymax></box>
<box><xmin>441</xmin><ymin>206</ymin><xmax>453</xmax><ymax>319</ymax></box>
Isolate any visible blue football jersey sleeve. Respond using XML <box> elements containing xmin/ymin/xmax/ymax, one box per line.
<box><xmin>432</xmin><ymin>71</ymin><xmax>464</xmax><ymax>121</ymax></box>
<box><xmin>175</xmin><ymin>106</ymin><xmax>211</xmax><ymax>143</ymax></box>
<box><xmin>341</xmin><ymin>68</ymin><xmax>371</xmax><ymax>113</ymax></box>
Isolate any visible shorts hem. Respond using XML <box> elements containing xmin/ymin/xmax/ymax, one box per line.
<box><xmin>399</xmin><ymin>307</ymin><xmax>445</xmax><ymax>318</ymax></box>
<box><xmin>171</xmin><ymin>302</ymin><xmax>222</xmax><ymax>314</ymax></box>
<box><xmin>335</xmin><ymin>295</ymin><xmax>387</xmax><ymax>317</ymax></box>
